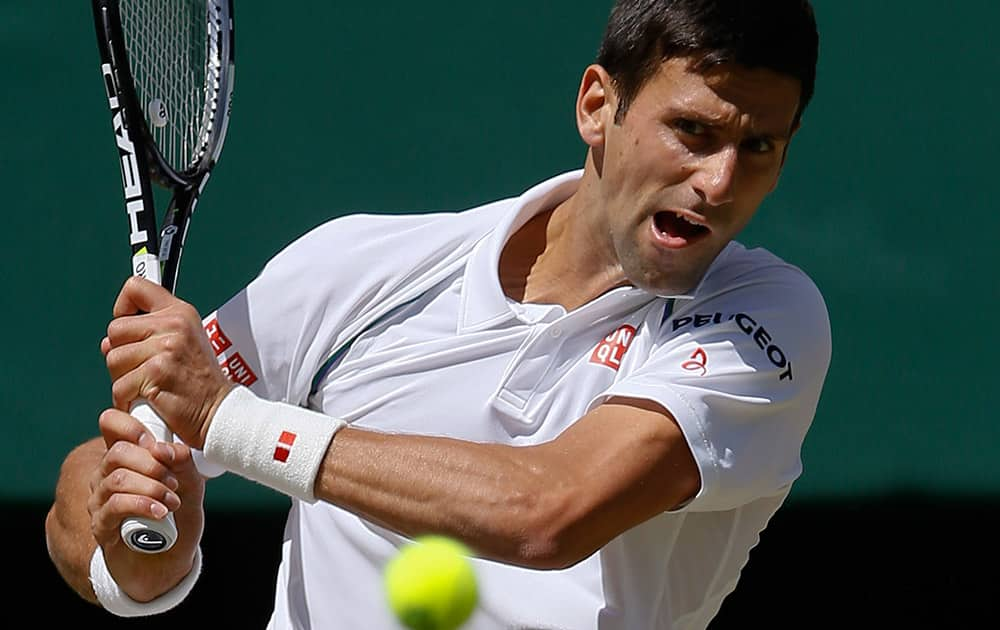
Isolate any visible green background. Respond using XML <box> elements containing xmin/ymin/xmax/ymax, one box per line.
<box><xmin>3</xmin><ymin>1</ymin><xmax>996</xmax><ymax>513</ymax></box>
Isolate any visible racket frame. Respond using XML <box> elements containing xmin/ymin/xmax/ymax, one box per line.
<box><xmin>92</xmin><ymin>0</ymin><xmax>235</xmax><ymax>292</ymax></box>
<box><xmin>90</xmin><ymin>0</ymin><xmax>235</xmax><ymax>553</ymax></box>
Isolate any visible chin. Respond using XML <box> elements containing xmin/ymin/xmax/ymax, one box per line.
<box><xmin>630</xmin><ymin>256</ymin><xmax>707</xmax><ymax>296</ymax></box>
<box><xmin>618</xmin><ymin>238</ymin><xmax>716</xmax><ymax>297</ymax></box>
<box><xmin>649</xmin><ymin>281</ymin><xmax>697</xmax><ymax>297</ymax></box>
<box><xmin>631</xmin><ymin>271</ymin><xmax>698</xmax><ymax>297</ymax></box>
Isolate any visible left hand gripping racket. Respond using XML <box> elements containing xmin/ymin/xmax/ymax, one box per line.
<box><xmin>91</xmin><ymin>0</ymin><xmax>235</xmax><ymax>554</ymax></box>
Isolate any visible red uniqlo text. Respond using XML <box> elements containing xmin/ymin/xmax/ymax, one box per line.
<box><xmin>204</xmin><ymin>318</ymin><xmax>232</xmax><ymax>356</ymax></box>
<box><xmin>219</xmin><ymin>352</ymin><xmax>258</xmax><ymax>386</ymax></box>
<box><xmin>589</xmin><ymin>325</ymin><xmax>637</xmax><ymax>371</ymax></box>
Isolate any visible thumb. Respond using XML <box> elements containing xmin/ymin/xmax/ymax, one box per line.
<box><xmin>112</xmin><ymin>275</ymin><xmax>173</xmax><ymax>317</ymax></box>
<box><xmin>98</xmin><ymin>407</ymin><xmax>156</xmax><ymax>450</ymax></box>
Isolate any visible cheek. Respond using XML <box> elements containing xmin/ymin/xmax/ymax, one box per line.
<box><xmin>645</xmin><ymin>128</ymin><xmax>690</xmax><ymax>165</ymax></box>
<box><xmin>645</xmin><ymin>133</ymin><xmax>699</xmax><ymax>190</ymax></box>
<box><xmin>731</xmin><ymin>164</ymin><xmax>783</xmax><ymax>213</ymax></box>
<box><xmin>613</xmin><ymin>125</ymin><xmax>690</xmax><ymax>177</ymax></box>
<box><xmin>744</xmin><ymin>157</ymin><xmax>784</xmax><ymax>190</ymax></box>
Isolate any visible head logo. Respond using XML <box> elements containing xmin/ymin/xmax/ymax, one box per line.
<box><xmin>590</xmin><ymin>325</ymin><xmax>637</xmax><ymax>371</ymax></box>
<box><xmin>681</xmin><ymin>347</ymin><xmax>708</xmax><ymax>376</ymax></box>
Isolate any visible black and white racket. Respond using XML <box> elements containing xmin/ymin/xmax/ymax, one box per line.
<box><xmin>91</xmin><ymin>0</ymin><xmax>235</xmax><ymax>554</ymax></box>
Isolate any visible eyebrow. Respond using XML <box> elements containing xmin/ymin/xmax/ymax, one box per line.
<box><xmin>681</xmin><ymin>111</ymin><xmax>793</xmax><ymax>141</ymax></box>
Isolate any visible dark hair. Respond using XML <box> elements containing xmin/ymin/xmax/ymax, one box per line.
<box><xmin>596</xmin><ymin>0</ymin><xmax>819</xmax><ymax>124</ymax></box>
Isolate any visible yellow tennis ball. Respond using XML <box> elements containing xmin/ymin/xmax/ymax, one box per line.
<box><xmin>384</xmin><ymin>536</ymin><xmax>479</xmax><ymax>630</ymax></box>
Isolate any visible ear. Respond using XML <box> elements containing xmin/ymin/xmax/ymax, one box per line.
<box><xmin>576</xmin><ymin>64</ymin><xmax>615</xmax><ymax>149</ymax></box>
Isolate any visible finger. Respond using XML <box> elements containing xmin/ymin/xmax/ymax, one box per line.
<box><xmin>98</xmin><ymin>410</ymin><xmax>176</xmax><ymax>468</ymax></box>
<box><xmin>105</xmin><ymin>334</ymin><xmax>166</xmax><ymax>382</ymax></box>
<box><xmin>108</xmin><ymin>357</ymin><xmax>171</xmax><ymax>414</ymax></box>
<box><xmin>92</xmin><ymin>465</ymin><xmax>181</xmax><ymax>512</ymax></box>
<box><xmin>89</xmin><ymin>487</ymin><xmax>179</xmax><ymax>546</ymax></box>
<box><xmin>100</xmin><ymin>336</ymin><xmax>111</xmax><ymax>356</ymax></box>
<box><xmin>112</xmin><ymin>275</ymin><xmax>176</xmax><ymax>318</ymax></box>
<box><xmin>164</xmin><ymin>441</ymin><xmax>195</xmax><ymax>477</ymax></box>
<box><xmin>99</xmin><ymin>408</ymin><xmax>150</xmax><ymax>449</ymax></box>
<box><xmin>89</xmin><ymin>444</ymin><xmax>183</xmax><ymax>538</ymax></box>
<box><xmin>106</xmin><ymin>312</ymin><xmax>159</xmax><ymax>350</ymax></box>
<box><xmin>106</xmin><ymin>303</ymin><xmax>203</xmax><ymax>356</ymax></box>
<box><xmin>99</xmin><ymin>408</ymin><xmax>151</xmax><ymax>448</ymax></box>
<box><xmin>161</xmin><ymin>443</ymin><xmax>207</xmax><ymax>498</ymax></box>
<box><xmin>99</xmin><ymin>437</ymin><xmax>179</xmax><ymax>486</ymax></box>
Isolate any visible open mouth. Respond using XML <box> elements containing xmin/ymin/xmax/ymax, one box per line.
<box><xmin>653</xmin><ymin>211</ymin><xmax>710</xmax><ymax>246</ymax></box>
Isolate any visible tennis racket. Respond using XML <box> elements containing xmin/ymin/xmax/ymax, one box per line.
<box><xmin>91</xmin><ymin>0</ymin><xmax>235</xmax><ymax>554</ymax></box>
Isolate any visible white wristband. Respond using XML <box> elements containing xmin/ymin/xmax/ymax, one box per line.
<box><xmin>203</xmin><ymin>386</ymin><xmax>345</xmax><ymax>502</ymax></box>
<box><xmin>89</xmin><ymin>545</ymin><xmax>202</xmax><ymax>617</ymax></box>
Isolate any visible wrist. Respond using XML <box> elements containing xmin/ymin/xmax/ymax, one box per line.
<box><xmin>203</xmin><ymin>386</ymin><xmax>346</xmax><ymax>502</ymax></box>
<box><xmin>90</xmin><ymin>545</ymin><xmax>202</xmax><ymax>617</ymax></box>
<box><xmin>199</xmin><ymin>381</ymin><xmax>237</xmax><ymax>450</ymax></box>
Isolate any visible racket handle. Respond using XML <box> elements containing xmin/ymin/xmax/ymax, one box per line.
<box><xmin>119</xmin><ymin>401</ymin><xmax>178</xmax><ymax>554</ymax></box>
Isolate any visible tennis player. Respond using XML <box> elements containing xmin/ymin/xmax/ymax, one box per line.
<box><xmin>47</xmin><ymin>1</ymin><xmax>830</xmax><ymax>627</ymax></box>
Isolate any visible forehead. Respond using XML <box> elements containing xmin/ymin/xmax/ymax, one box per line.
<box><xmin>632</xmin><ymin>56</ymin><xmax>802</xmax><ymax>133</ymax></box>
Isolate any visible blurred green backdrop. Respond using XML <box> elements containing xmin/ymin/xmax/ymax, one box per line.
<box><xmin>3</xmin><ymin>1</ymin><xmax>996</xmax><ymax>512</ymax></box>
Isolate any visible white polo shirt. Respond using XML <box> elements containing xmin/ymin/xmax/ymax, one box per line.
<box><xmin>201</xmin><ymin>171</ymin><xmax>831</xmax><ymax>630</ymax></box>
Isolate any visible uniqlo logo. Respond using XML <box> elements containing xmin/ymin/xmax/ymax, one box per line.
<box><xmin>274</xmin><ymin>431</ymin><xmax>296</xmax><ymax>463</ymax></box>
<box><xmin>589</xmin><ymin>325</ymin><xmax>637</xmax><ymax>371</ymax></box>
<box><xmin>204</xmin><ymin>318</ymin><xmax>232</xmax><ymax>356</ymax></box>
<box><xmin>219</xmin><ymin>352</ymin><xmax>258</xmax><ymax>386</ymax></box>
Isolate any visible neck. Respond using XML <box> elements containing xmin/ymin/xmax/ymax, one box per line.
<box><xmin>499</xmin><ymin>176</ymin><xmax>626</xmax><ymax>311</ymax></box>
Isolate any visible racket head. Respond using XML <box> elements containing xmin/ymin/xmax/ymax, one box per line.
<box><xmin>97</xmin><ymin>0</ymin><xmax>235</xmax><ymax>187</ymax></box>
<box><xmin>92</xmin><ymin>0</ymin><xmax>235</xmax><ymax>290</ymax></box>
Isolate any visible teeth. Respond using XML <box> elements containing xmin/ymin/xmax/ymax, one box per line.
<box><xmin>676</xmin><ymin>212</ymin><xmax>701</xmax><ymax>226</ymax></box>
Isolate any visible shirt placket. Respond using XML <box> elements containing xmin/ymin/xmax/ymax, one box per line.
<box><xmin>492</xmin><ymin>291</ymin><xmax>656</xmax><ymax>432</ymax></box>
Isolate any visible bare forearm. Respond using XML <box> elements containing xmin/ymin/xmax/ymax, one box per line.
<box><xmin>317</xmin><ymin>428</ymin><xmax>572</xmax><ymax>567</ymax></box>
<box><xmin>314</xmin><ymin>400</ymin><xmax>698</xmax><ymax>570</ymax></box>
<box><xmin>45</xmin><ymin>438</ymin><xmax>104</xmax><ymax>603</ymax></box>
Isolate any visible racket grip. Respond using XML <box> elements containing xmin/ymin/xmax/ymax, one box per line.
<box><xmin>119</xmin><ymin>401</ymin><xmax>178</xmax><ymax>554</ymax></box>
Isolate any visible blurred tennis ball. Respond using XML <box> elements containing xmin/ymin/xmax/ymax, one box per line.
<box><xmin>384</xmin><ymin>536</ymin><xmax>478</xmax><ymax>630</ymax></box>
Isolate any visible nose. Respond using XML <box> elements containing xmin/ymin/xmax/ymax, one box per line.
<box><xmin>690</xmin><ymin>145</ymin><xmax>737</xmax><ymax>206</ymax></box>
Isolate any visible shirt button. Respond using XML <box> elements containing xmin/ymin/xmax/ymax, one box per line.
<box><xmin>549</xmin><ymin>326</ymin><xmax>563</xmax><ymax>338</ymax></box>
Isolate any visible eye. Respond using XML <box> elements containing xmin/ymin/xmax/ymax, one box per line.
<box><xmin>741</xmin><ymin>136</ymin><xmax>776</xmax><ymax>154</ymax></box>
<box><xmin>672</xmin><ymin>118</ymin><xmax>708</xmax><ymax>136</ymax></box>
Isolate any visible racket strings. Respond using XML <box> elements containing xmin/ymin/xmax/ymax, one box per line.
<box><xmin>119</xmin><ymin>0</ymin><xmax>224</xmax><ymax>174</ymax></box>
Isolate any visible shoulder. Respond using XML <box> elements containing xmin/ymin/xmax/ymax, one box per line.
<box><xmin>258</xmin><ymin>198</ymin><xmax>513</xmax><ymax>285</ymax></box>
<box><xmin>661</xmin><ymin>241</ymin><xmax>831</xmax><ymax>385</ymax></box>
<box><xmin>218</xmin><ymin>197</ymin><xmax>515</xmax><ymax>403</ymax></box>
<box><xmin>684</xmin><ymin>242</ymin><xmax>829</xmax><ymax>332</ymax></box>
<box><xmin>701</xmin><ymin>242</ymin><xmax>825</xmax><ymax>298</ymax></box>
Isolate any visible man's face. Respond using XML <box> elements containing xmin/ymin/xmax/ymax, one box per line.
<box><xmin>588</xmin><ymin>57</ymin><xmax>802</xmax><ymax>295</ymax></box>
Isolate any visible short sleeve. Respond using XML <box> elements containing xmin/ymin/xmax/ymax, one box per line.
<box><xmin>196</xmin><ymin>207</ymin><xmax>497</xmax><ymax>406</ymax></box>
<box><xmin>197</xmin><ymin>214</ymin><xmax>402</xmax><ymax>406</ymax></box>
<box><xmin>188</xmin><ymin>220</ymin><xmax>370</xmax><ymax>477</ymax></box>
<box><xmin>595</xmin><ymin>261</ymin><xmax>832</xmax><ymax>512</ymax></box>
<box><xmin>197</xmin><ymin>223</ymin><xmax>345</xmax><ymax>406</ymax></box>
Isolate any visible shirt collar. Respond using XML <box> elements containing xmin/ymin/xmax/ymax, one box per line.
<box><xmin>458</xmin><ymin>170</ymin><xmax>703</xmax><ymax>333</ymax></box>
